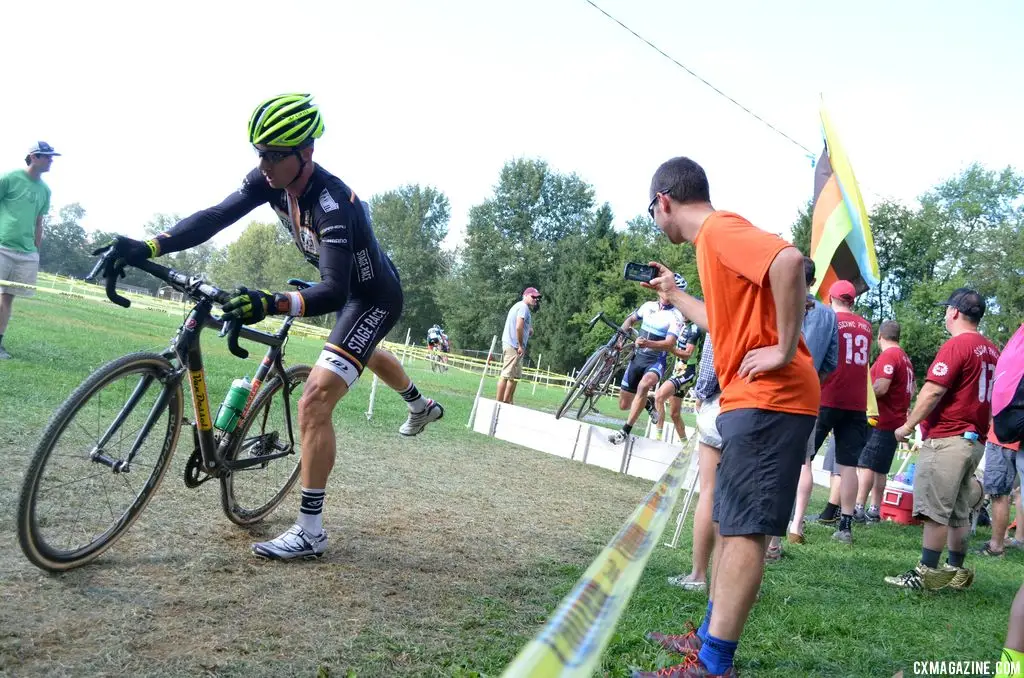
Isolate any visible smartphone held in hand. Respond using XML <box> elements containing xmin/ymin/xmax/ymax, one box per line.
<box><xmin>623</xmin><ymin>262</ymin><xmax>657</xmax><ymax>283</ymax></box>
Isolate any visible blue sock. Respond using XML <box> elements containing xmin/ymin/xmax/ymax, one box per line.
<box><xmin>698</xmin><ymin>634</ymin><xmax>738</xmax><ymax>674</ymax></box>
<box><xmin>696</xmin><ymin>600</ymin><xmax>713</xmax><ymax>643</ymax></box>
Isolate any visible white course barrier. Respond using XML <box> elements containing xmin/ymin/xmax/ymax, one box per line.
<box><xmin>469</xmin><ymin>397</ymin><xmax>835</xmax><ymax>490</ymax></box>
<box><xmin>470</xmin><ymin>398</ymin><xmax>700</xmax><ymax>487</ymax></box>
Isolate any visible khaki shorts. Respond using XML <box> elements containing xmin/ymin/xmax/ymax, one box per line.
<box><xmin>913</xmin><ymin>435</ymin><xmax>984</xmax><ymax>527</ymax></box>
<box><xmin>0</xmin><ymin>248</ymin><xmax>39</xmax><ymax>297</ymax></box>
<box><xmin>696</xmin><ymin>393</ymin><xmax>723</xmax><ymax>449</ymax></box>
<box><xmin>500</xmin><ymin>346</ymin><xmax>523</xmax><ymax>380</ymax></box>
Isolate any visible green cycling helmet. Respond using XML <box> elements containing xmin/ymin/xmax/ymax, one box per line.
<box><xmin>248</xmin><ymin>93</ymin><xmax>325</xmax><ymax>147</ymax></box>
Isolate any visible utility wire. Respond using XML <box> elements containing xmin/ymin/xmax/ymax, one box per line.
<box><xmin>584</xmin><ymin>0</ymin><xmax>817</xmax><ymax>158</ymax></box>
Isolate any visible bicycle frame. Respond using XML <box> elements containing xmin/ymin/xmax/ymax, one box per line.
<box><xmin>171</xmin><ymin>299</ymin><xmax>299</xmax><ymax>473</ymax></box>
<box><xmin>86</xmin><ymin>255</ymin><xmax>305</xmax><ymax>477</ymax></box>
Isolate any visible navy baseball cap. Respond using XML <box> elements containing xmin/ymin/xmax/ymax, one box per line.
<box><xmin>938</xmin><ymin>287</ymin><xmax>985</xmax><ymax>321</ymax></box>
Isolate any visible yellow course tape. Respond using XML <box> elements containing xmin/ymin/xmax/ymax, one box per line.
<box><xmin>502</xmin><ymin>433</ymin><xmax>697</xmax><ymax>677</ymax></box>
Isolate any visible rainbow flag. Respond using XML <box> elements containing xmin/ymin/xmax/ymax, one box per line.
<box><xmin>809</xmin><ymin>100</ymin><xmax>882</xmax><ymax>422</ymax></box>
<box><xmin>809</xmin><ymin>101</ymin><xmax>880</xmax><ymax>300</ymax></box>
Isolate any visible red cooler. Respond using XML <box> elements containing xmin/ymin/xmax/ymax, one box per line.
<box><xmin>880</xmin><ymin>482</ymin><xmax>920</xmax><ymax>526</ymax></box>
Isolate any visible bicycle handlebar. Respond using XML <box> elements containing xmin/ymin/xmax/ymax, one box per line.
<box><xmin>587</xmin><ymin>311</ymin><xmax>636</xmax><ymax>340</ymax></box>
<box><xmin>87</xmin><ymin>251</ymin><xmax>249</xmax><ymax>359</ymax></box>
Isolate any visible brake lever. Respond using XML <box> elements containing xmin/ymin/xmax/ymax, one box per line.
<box><xmin>87</xmin><ymin>251</ymin><xmax>131</xmax><ymax>308</ymax></box>
<box><xmin>221</xmin><ymin>318</ymin><xmax>249</xmax><ymax>360</ymax></box>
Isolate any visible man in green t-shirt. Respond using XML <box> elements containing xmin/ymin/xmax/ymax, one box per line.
<box><xmin>0</xmin><ymin>141</ymin><xmax>59</xmax><ymax>359</ymax></box>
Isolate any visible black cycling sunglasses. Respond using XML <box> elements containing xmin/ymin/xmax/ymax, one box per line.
<box><xmin>648</xmin><ymin>189</ymin><xmax>671</xmax><ymax>219</ymax></box>
<box><xmin>253</xmin><ymin>146</ymin><xmax>298</xmax><ymax>164</ymax></box>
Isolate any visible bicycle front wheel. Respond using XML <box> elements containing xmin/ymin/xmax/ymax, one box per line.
<box><xmin>220</xmin><ymin>365</ymin><xmax>308</xmax><ymax>526</ymax></box>
<box><xmin>17</xmin><ymin>352</ymin><xmax>183</xmax><ymax>572</ymax></box>
<box><xmin>556</xmin><ymin>349</ymin><xmax>606</xmax><ymax>419</ymax></box>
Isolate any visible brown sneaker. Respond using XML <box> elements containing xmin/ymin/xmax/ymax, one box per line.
<box><xmin>632</xmin><ymin>653</ymin><xmax>737</xmax><ymax>677</ymax></box>
<box><xmin>646</xmin><ymin>621</ymin><xmax>703</xmax><ymax>655</ymax></box>
<box><xmin>787</xmin><ymin>532</ymin><xmax>805</xmax><ymax>544</ymax></box>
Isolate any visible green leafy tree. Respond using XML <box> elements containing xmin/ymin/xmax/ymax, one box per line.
<box><xmin>369</xmin><ymin>185</ymin><xmax>451</xmax><ymax>342</ymax></box>
<box><xmin>38</xmin><ymin>203</ymin><xmax>92</xmax><ymax>278</ymax></box>
<box><xmin>209</xmin><ymin>221</ymin><xmax>309</xmax><ymax>293</ymax></box>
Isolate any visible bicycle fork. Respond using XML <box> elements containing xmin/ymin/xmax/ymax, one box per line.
<box><xmin>89</xmin><ymin>366</ymin><xmax>183</xmax><ymax>474</ymax></box>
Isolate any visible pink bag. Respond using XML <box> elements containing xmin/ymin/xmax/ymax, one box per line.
<box><xmin>993</xmin><ymin>323</ymin><xmax>1024</xmax><ymax>443</ymax></box>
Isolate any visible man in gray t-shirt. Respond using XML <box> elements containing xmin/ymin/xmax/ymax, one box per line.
<box><xmin>497</xmin><ymin>287</ymin><xmax>541</xmax><ymax>404</ymax></box>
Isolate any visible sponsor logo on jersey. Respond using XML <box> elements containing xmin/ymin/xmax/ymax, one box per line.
<box><xmin>883</xmin><ymin>364</ymin><xmax>894</xmax><ymax>375</ymax></box>
<box><xmin>356</xmin><ymin>249</ymin><xmax>374</xmax><ymax>282</ymax></box>
<box><xmin>348</xmin><ymin>307</ymin><xmax>390</xmax><ymax>354</ymax></box>
<box><xmin>319</xmin><ymin>188</ymin><xmax>340</xmax><ymax>213</ymax></box>
<box><xmin>316</xmin><ymin>350</ymin><xmax>358</xmax><ymax>386</ymax></box>
<box><xmin>932</xmin><ymin>362</ymin><xmax>949</xmax><ymax>377</ymax></box>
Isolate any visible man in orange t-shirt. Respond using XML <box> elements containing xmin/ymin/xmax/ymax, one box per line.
<box><xmin>635</xmin><ymin>157</ymin><xmax>819</xmax><ymax>678</ymax></box>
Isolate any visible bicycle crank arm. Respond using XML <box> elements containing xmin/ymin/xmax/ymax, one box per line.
<box><xmin>223</xmin><ymin>449</ymin><xmax>294</xmax><ymax>471</ymax></box>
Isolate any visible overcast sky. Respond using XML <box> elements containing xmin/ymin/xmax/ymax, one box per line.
<box><xmin>4</xmin><ymin>0</ymin><xmax>1021</xmax><ymax>249</ymax></box>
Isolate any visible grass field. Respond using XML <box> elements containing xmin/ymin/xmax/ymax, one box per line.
<box><xmin>0</xmin><ymin>292</ymin><xmax>1019</xmax><ymax>678</ymax></box>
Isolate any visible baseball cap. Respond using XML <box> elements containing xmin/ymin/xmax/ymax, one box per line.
<box><xmin>828</xmin><ymin>280</ymin><xmax>857</xmax><ymax>302</ymax></box>
<box><xmin>938</xmin><ymin>287</ymin><xmax>985</xmax><ymax>321</ymax></box>
<box><xmin>523</xmin><ymin>287</ymin><xmax>541</xmax><ymax>298</ymax></box>
<box><xmin>27</xmin><ymin>141</ymin><xmax>61</xmax><ymax>157</ymax></box>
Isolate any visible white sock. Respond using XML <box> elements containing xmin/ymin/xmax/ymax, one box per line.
<box><xmin>399</xmin><ymin>383</ymin><xmax>427</xmax><ymax>413</ymax></box>
<box><xmin>296</xmin><ymin>488</ymin><xmax>325</xmax><ymax>536</ymax></box>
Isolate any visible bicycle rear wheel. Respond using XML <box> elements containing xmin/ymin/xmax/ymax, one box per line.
<box><xmin>17</xmin><ymin>352</ymin><xmax>183</xmax><ymax>572</ymax></box>
<box><xmin>556</xmin><ymin>349</ymin><xmax>606</xmax><ymax>419</ymax></box>
<box><xmin>220</xmin><ymin>365</ymin><xmax>308</xmax><ymax>526</ymax></box>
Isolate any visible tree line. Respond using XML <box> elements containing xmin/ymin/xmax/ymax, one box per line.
<box><xmin>39</xmin><ymin>160</ymin><xmax>1023</xmax><ymax>379</ymax></box>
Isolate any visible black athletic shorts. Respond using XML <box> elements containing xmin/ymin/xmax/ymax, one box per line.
<box><xmin>813</xmin><ymin>406</ymin><xmax>868</xmax><ymax>467</ymax></box>
<box><xmin>316</xmin><ymin>260</ymin><xmax>403</xmax><ymax>387</ymax></box>
<box><xmin>669</xmin><ymin>364</ymin><xmax>696</xmax><ymax>398</ymax></box>
<box><xmin>620</xmin><ymin>352</ymin><xmax>667</xmax><ymax>394</ymax></box>
<box><xmin>713</xmin><ymin>408</ymin><xmax>817</xmax><ymax>537</ymax></box>
<box><xmin>857</xmin><ymin>427</ymin><xmax>900</xmax><ymax>474</ymax></box>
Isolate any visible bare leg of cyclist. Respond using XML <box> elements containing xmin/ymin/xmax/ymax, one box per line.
<box><xmin>669</xmin><ymin>395</ymin><xmax>686</xmax><ymax>440</ymax></box>
<box><xmin>365</xmin><ymin>349</ymin><xmax>444</xmax><ymax>436</ymax></box>
<box><xmin>610</xmin><ymin>372</ymin><xmax>658</xmax><ymax>445</ymax></box>
<box><xmin>252</xmin><ymin>365</ymin><xmax>346</xmax><ymax>560</ymax></box>
<box><xmin>654</xmin><ymin>381</ymin><xmax>674</xmax><ymax>439</ymax></box>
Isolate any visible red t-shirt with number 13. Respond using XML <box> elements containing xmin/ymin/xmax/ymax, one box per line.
<box><xmin>922</xmin><ymin>331</ymin><xmax>1001</xmax><ymax>440</ymax></box>
<box><xmin>821</xmin><ymin>311</ymin><xmax>873</xmax><ymax>411</ymax></box>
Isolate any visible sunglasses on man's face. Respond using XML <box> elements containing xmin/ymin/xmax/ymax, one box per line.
<box><xmin>253</xmin><ymin>146</ymin><xmax>296</xmax><ymax>164</ymax></box>
<box><xmin>648</xmin><ymin>189</ymin><xmax>671</xmax><ymax>219</ymax></box>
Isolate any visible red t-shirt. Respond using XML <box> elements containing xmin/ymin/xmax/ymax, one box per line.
<box><xmin>872</xmin><ymin>346</ymin><xmax>915</xmax><ymax>430</ymax></box>
<box><xmin>921</xmin><ymin>332</ymin><xmax>1001</xmax><ymax>440</ymax></box>
<box><xmin>821</xmin><ymin>311</ymin><xmax>873</xmax><ymax>411</ymax></box>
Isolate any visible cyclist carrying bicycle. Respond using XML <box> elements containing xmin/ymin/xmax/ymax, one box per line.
<box><xmin>94</xmin><ymin>93</ymin><xmax>443</xmax><ymax>560</ymax></box>
<box><xmin>607</xmin><ymin>274</ymin><xmax>687</xmax><ymax>445</ymax></box>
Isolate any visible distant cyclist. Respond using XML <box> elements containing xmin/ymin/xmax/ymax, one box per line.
<box><xmin>93</xmin><ymin>93</ymin><xmax>443</xmax><ymax>561</ymax></box>
<box><xmin>654</xmin><ymin>321</ymin><xmax>703</xmax><ymax>440</ymax></box>
<box><xmin>608</xmin><ymin>274</ymin><xmax>687</xmax><ymax>445</ymax></box>
<box><xmin>427</xmin><ymin>324</ymin><xmax>444</xmax><ymax>348</ymax></box>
